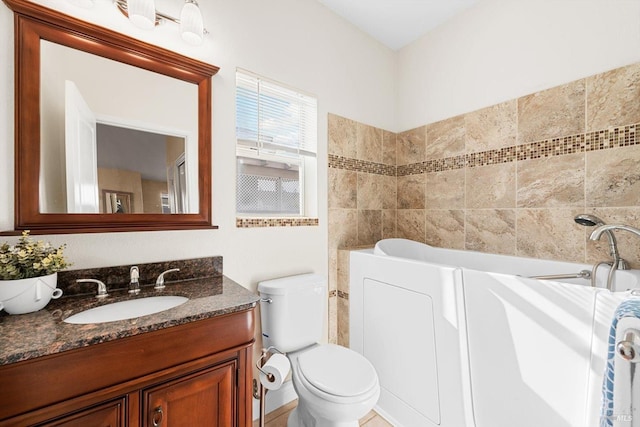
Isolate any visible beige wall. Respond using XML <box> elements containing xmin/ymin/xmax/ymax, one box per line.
<box><xmin>328</xmin><ymin>61</ymin><xmax>640</xmax><ymax>346</ymax></box>
<box><xmin>327</xmin><ymin>114</ymin><xmax>397</xmax><ymax>344</ymax></box>
<box><xmin>141</xmin><ymin>180</ymin><xmax>168</xmax><ymax>214</ymax></box>
<box><xmin>98</xmin><ymin>168</ymin><xmax>144</xmax><ymax>213</ymax></box>
<box><xmin>396</xmin><ymin>62</ymin><xmax>640</xmax><ymax>268</ymax></box>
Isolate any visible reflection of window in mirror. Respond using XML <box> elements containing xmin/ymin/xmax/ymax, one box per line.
<box><xmin>161</xmin><ymin>193</ymin><xmax>171</xmax><ymax>214</ymax></box>
<box><xmin>39</xmin><ymin>40</ymin><xmax>199</xmax><ymax>214</ymax></box>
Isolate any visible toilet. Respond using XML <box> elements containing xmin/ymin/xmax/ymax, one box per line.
<box><xmin>258</xmin><ymin>273</ymin><xmax>380</xmax><ymax>427</ymax></box>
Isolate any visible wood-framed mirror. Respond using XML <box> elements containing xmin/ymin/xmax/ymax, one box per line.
<box><xmin>4</xmin><ymin>0</ymin><xmax>219</xmax><ymax>234</ymax></box>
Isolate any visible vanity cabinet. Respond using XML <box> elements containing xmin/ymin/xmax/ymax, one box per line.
<box><xmin>36</xmin><ymin>398</ymin><xmax>127</xmax><ymax>427</ymax></box>
<box><xmin>143</xmin><ymin>361</ymin><xmax>235</xmax><ymax>426</ymax></box>
<box><xmin>0</xmin><ymin>308</ymin><xmax>255</xmax><ymax>427</ymax></box>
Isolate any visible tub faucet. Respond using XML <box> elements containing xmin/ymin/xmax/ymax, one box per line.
<box><xmin>590</xmin><ymin>224</ymin><xmax>640</xmax><ymax>290</ymax></box>
<box><xmin>129</xmin><ymin>266</ymin><xmax>140</xmax><ymax>294</ymax></box>
<box><xmin>575</xmin><ymin>214</ymin><xmax>628</xmax><ymax>270</ymax></box>
<box><xmin>590</xmin><ymin>224</ymin><xmax>640</xmax><ymax>241</ymax></box>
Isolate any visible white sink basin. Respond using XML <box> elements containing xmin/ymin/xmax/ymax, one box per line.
<box><xmin>64</xmin><ymin>296</ymin><xmax>188</xmax><ymax>324</ymax></box>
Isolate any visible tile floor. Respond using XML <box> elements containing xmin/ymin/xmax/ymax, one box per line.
<box><xmin>254</xmin><ymin>400</ymin><xmax>394</xmax><ymax>427</ymax></box>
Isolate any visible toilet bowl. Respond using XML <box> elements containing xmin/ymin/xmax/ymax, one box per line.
<box><xmin>258</xmin><ymin>274</ymin><xmax>380</xmax><ymax>427</ymax></box>
<box><xmin>287</xmin><ymin>344</ymin><xmax>380</xmax><ymax>427</ymax></box>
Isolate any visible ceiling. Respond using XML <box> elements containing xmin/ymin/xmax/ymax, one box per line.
<box><xmin>317</xmin><ymin>0</ymin><xmax>479</xmax><ymax>51</ymax></box>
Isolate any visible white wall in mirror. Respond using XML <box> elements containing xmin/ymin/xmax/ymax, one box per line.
<box><xmin>40</xmin><ymin>39</ymin><xmax>198</xmax><ymax>214</ymax></box>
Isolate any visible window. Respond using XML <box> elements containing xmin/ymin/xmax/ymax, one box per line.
<box><xmin>235</xmin><ymin>69</ymin><xmax>317</xmax><ymax>217</ymax></box>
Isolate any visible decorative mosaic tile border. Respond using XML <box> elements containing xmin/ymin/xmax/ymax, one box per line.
<box><xmin>395</xmin><ymin>123</ymin><xmax>638</xmax><ymax>176</ymax></box>
<box><xmin>328</xmin><ymin>154</ymin><xmax>396</xmax><ymax>176</ymax></box>
<box><xmin>236</xmin><ymin>217</ymin><xmax>319</xmax><ymax>228</ymax></box>
<box><xmin>329</xmin><ymin>124</ymin><xmax>637</xmax><ymax>177</ymax></box>
<box><xmin>518</xmin><ymin>124</ymin><xmax>637</xmax><ymax>161</ymax></box>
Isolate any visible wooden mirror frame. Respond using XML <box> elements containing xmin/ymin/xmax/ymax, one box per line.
<box><xmin>4</xmin><ymin>0</ymin><xmax>219</xmax><ymax>234</ymax></box>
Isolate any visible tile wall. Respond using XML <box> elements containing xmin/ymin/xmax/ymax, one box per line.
<box><xmin>327</xmin><ymin>115</ymin><xmax>397</xmax><ymax>345</ymax></box>
<box><xmin>328</xmin><ymin>62</ymin><xmax>640</xmax><ymax>346</ymax></box>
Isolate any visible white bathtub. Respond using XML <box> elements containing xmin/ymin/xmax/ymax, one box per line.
<box><xmin>350</xmin><ymin>238</ymin><xmax>640</xmax><ymax>427</ymax></box>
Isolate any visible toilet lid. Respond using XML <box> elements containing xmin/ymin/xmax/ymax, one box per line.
<box><xmin>297</xmin><ymin>344</ymin><xmax>377</xmax><ymax>397</ymax></box>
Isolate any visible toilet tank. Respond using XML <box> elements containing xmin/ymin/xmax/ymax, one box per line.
<box><xmin>258</xmin><ymin>273</ymin><xmax>326</xmax><ymax>353</ymax></box>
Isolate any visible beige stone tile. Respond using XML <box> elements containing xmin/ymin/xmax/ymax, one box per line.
<box><xmin>466</xmin><ymin>163</ymin><xmax>516</xmax><ymax>209</ymax></box>
<box><xmin>427</xmin><ymin>115</ymin><xmax>465</xmax><ymax>159</ymax></box>
<box><xmin>328</xmin><ymin>113</ymin><xmax>357</xmax><ymax>157</ymax></box>
<box><xmin>328</xmin><ymin>295</ymin><xmax>337</xmax><ymax>344</ymax></box>
<box><xmin>337</xmin><ymin>249</ymin><xmax>351</xmax><ymax>294</ymax></box>
<box><xmin>358</xmin><ymin>173</ymin><xmax>383</xmax><ymax>210</ymax></box>
<box><xmin>360</xmin><ymin>411</ymin><xmax>377</xmax><ymax>425</ymax></box>
<box><xmin>517</xmin><ymin>154</ymin><xmax>585</xmax><ymax>208</ymax></box>
<box><xmin>586</xmin><ymin>145</ymin><xmax>640</xmax><ymax>208</ymax></box>
<box><xmin>328</xmin><ymin>247</ymin><xmax>337</xmax><ymax>292</ymax></box>
<box><xmin>397</xmin><ymin>174</ymin><xmax>426</xmax><ymax>209</ymax></box>
<box><xmin>465</xmin><ymin>209</ymin><xmax>516</xmax><ymax>255</ymax></box>
<box><xmin>328</xmin><ymin>168</ymin><xmax>357</xmax><ymax>209</ymax></box>
<box><xmin>426</xmin><ymin>169</ymin><xmax>465</xmax><ymax>209</ymax></box>
<box><xmin>516</xmin><ymin>208</ymin><xmax>584</xmax><ymax>262</ymax></box>
<box><xmin>397</xmin><ymin>126</ymin><xmax>426</xmax><ymax>166</ymax></box>
<box><xmin>381</xmin><ymin>175</ymin><xmax>397</xmax><ymax>209</ymax></box>
<box><xmin>361</xmin><ymin>415</ymin><xmax>394</xmax><ymax>427</ymax></box>
<box><xmin>425</xmin><ymin>209</ymin><xmax>465</xmax><ymax>250</ymax></box>
<box><xmin>382</xmin><ymin>209</ymin><xmax>397</xmax><ymax>239</ymax></box>
<box><xmin>586</xmin><ymin>207</ymin><xmax>640</xmax><ymax>269</ymax></box>
<box><xmin>328</xmin><ymin>208</ymin><xmax>358</xmax><ymax>249</ymax></box>
<box><xmin>258</xmin><ymin>410</ymin><xmax>289</xmax><ymax>427</ymax></box>
<box><xmin>518</xmin><ymin>80</ymin><xmax>586</xmax><ymax>143</ymax></box>
<box><xmin>259</xmin><ymin>399</ymin><xmax>297</xmax><ymax>427</ymax></box>
<box><xmin>337</xmin><ymin>296</ymin><xmax>349</xmax><ymax>347</ymax></box>
<box><xmin>397</xmin><ymin>209</ymin><xmax>426</xmax><ymax>242</ymax></box>
<box><xmin>465</xmin><ymin>100</ymin><xmax>517</xmax><ymax>153</ymax></box>
<box><xmin>262</xmin><ymin>403</ymin><xmax>385</xmax><ymax>427</ymax></box>
<box><xmin>383</xmin><ymin>130</ymin><xmax>397</xmax><ymax>166</ymax></box>
<box><xmin>357</xmin><ymin>123</ymin><xmax>382</xmax><ymax>163</ymax></box>
<box><xmin>358</xmin><ymin>210</ymin><xmax>382</xmax><ymax>246</ymax></box>
<box><xmin>587</xmin><ymin>62</ymin><xmax>640</xmax><ymax>131</ymax></box>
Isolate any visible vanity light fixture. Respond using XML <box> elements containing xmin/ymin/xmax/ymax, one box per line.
<box><xmin>114</xmin><ymin>0</ymin><xmax>207</xmax><ymax>45</ymax></box>
<box><xmin>126</xmin><ymin>0</ymin><xmax>156</xmax><ymax>30</ymax></box>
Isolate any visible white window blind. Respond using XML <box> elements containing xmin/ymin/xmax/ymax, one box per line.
<box><xmin>236</xmin><ymin>69</ymin><xmax>317</xmax><ymax>157</ymax></box>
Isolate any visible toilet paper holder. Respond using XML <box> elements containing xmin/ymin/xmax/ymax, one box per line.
<box><xmin>254</xmin><ymin>346</ymin><xmax>287</xmax><ymax>427</ymax></box>
<box><xmin>256</xmin><ymin>346</ymin><xmax>286</xmax><ymax>382</ymax></box>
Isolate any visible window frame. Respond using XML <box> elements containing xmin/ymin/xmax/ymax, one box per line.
<box><xmin>234</xmin><ymin>69</ymin><xmax>318</xmax><ymax>220</ymax></box>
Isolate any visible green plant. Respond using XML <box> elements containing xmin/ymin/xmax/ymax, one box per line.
<box><xmin>0</xmin><ymin>231</ymin><xmax>70</xmax><ymax>280</ymax></box>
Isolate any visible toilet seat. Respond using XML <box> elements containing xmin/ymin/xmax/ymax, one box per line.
<box><xmin>294</xmin><ymin>344</ymin><xmax>379</xmax><ymax>404</ymax></box>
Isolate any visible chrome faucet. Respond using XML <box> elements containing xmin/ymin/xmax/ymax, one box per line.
<box><xmin>575</xmin><ymin>214</ymin><xmax>629</xmax><ymax>270</ymax></box>
<box><xmin>129</xmin><ymin>266</ymin><xmax>140</xmax><ymax>294</ymax></box>
<box><xmin>76</xmin><ymin>278</ymin><xmax>108</xmax><ymax>298</ymax></box>
<box><xmin>590</xmin><ymin>224</ymin><xmax>640</xmax><ymax>241</ymax></box>
<box><xmin>589</xmin><ymin>224</ymin><xmax>640</xmax><ymax>290</ymax></box>
<box><xmin>155</xmin><ymin>268</ymin><xmax>180</xmax><ymax>290</ymax></box>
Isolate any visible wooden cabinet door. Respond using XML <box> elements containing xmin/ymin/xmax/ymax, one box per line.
<box><xmin>143</xmin><ymin>361</ymin><xmax>236</xmax><ymax>427</ymax></box>
<box><xmin>36</xmin><ymin>397</ymin><xmax>126</xmax><ymax>427</ymax></box>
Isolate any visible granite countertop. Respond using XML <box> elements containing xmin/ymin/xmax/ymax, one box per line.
<box><xmin>0</xmin><ymin>275</ymin><xmax>259</xmax><ymax>366</ymax></box>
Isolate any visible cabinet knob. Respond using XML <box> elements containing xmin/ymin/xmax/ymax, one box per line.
<box><xmin>152</xmin><ymin>406</ymin><xmax>163</xmax><ymax>426</ymax></box>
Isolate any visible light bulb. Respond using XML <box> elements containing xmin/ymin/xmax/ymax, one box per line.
<box><xmin>180</xmin><ymin>0</ymin><xmax>204</xmax><ymax>45</ymax></box>
<box><xmin>127</xmin><ymin>0</ymin><xmax>156</xmax><ymax>30</ymax></box>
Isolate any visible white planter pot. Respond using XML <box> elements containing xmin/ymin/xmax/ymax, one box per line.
<box><xmin>0</xmin><ymin>273</ymin><xmax>63</xmax><ymax>315</ymax></box>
